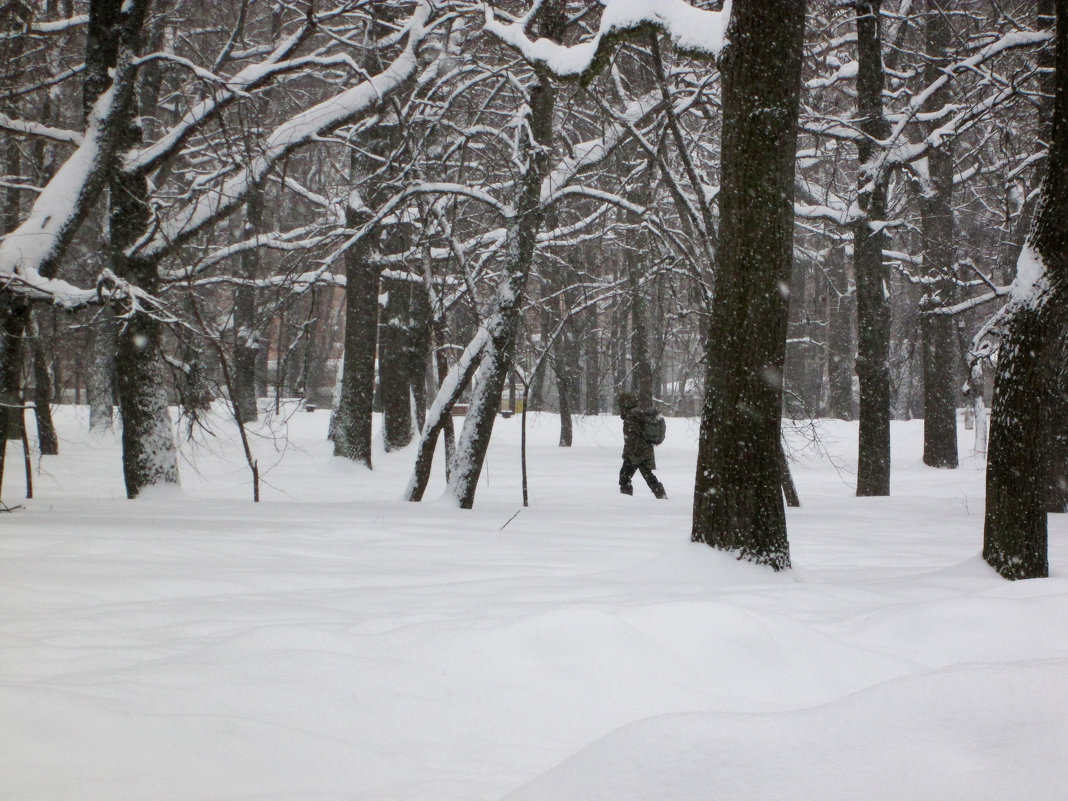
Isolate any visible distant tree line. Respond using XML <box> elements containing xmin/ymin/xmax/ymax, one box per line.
<box><xmin>0</xmin><ymin>0</ymin><xmax>1063</xmax><ymax>577</ymax></box>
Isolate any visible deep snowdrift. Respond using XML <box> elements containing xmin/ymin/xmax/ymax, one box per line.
<box><xmin>2</xmin><ymin>407</ymin><xmax>1066</xmax><ymax>800</ymax></box>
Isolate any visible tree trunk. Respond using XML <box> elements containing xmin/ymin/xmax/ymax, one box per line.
<box><xmin>29</xmin><ymin>312</ymin><xmax>58</xmax><ymax>455</ymax></box>
<box><xmin>983</xmin><ymin>0</ymin><xmax>1068</xmax><ymax>579</ymax></box>
<box><xmin>111</xmin><ymin>126</ymin><xmax>179</xmax><ymax>498</ymax></box>
<box><xmin>853</xmin><ymin>0</ymin><xmax>892</xmax><ymax>496</ymax></box>
<box><xmin>0</xmin><ymin>298</ymin><xmax>27</xmax><ymax>444</ymax></box>
<box><xmin>447</xmin><ymin>2</ymin><xmax>561</xmax><ymax>509</ymax></box>
<box><xmin>691</xmin><ymin>0</ymin><xmax>806</xmax><ymax>570</ymax></box>
<box><xmin>919</xmin><ymin>0</ymin><xmax>958</xmax><ymax>469</ymax></box>
<box><xmin>87</xmin><ymin>310</ymin><xmax>116</xmax><ymax>431</ymax></box>
<box><xmin>0</xmin><ymin>11</ymin><xmax>26</xmax><ymax>448</ymax></box>
<box><xmin>232</xmin><ymin>191</ymin><xmax>262</xmax><ymax>424</ymax></box>
<box><xmin>826</xmin><ymin>244</ymin><xmax>855</xmax><ymax>419</ymax></box>
<box><xmin>380</xmin><ymin>275</ymin><xmax>415</xmax><ymax>451</ymax></box>
<box><xmin>409</xmin><ymin>285</ymin><xmax>432</xmax><ymax>431</ymax></box>
<box><xmin>583</xmin><ymin>304</ymin><xmax>601</xmax><ymax>414</ymax></box>
<box><xmin>331</xmin><ymin>206</ymin><xmax>378</xmax><ymax>467</ymax></box>
<box><xmin>405</xmin><ymin>326</ymin><xmax>485</xmax><ymax>502</ymax></box>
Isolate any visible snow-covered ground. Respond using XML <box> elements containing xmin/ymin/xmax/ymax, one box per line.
<box><xmin>2</xmin><ymin>406</ymin><xmax>1066</xmax><ymax>801</ymax></box>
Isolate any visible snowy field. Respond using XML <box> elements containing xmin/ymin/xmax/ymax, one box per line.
<box><xmin>2</xmin><ymin>405</ymin><xmax>1067</xmax><ymax>801</ymax></box>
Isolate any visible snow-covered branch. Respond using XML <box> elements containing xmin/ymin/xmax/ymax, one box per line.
<box><xmin>483</xmin><ymin>0</ymin><xmax>730</xmax><ymax>82</ymax></box>
<box><xmin>134</xmin><ymin>2</ymin><xmax>435</xmax><ymax>259</ymax></box>
<box><xmin>0</xmin><ymin>113</ymin><xmax>83</xmax><ymax>146</ymax></box>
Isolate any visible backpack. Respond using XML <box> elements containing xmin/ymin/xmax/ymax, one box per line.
<box><xmin>642</xmin><ymin>411</ymin><xmax>666</xmax><ymax>445</ymax></box>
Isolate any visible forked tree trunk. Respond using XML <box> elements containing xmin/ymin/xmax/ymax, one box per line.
<box><xmin>983</xmin><ymin>0</ymin><xmax>1068</xmax><ymax>579</ymax></box>
<box><xmin>691</xmin><ymin>0</ymin><xmax>806</xmax><ymax>570</ymax></box>
<box><xmin>405</xmin><ymin>327</ymin><xmax>486</xmax><ymax>502</ymax></box>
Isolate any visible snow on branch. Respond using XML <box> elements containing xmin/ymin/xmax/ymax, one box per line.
<box><xmin>123</xmin><ymin>25</ymin><xmax>314</xmax><ymax>174</ymax></box>
<box><xmin>0</xmin><ymin>82</ymin><xmax>126</xmax><ymax>297</ymax></box>
<box><xmin>483</xmin><ymin>0</ymin><xmax>730</xmax><ymax>83</ymax></box>
<box><xmin>0</xmin><ymin>13</ymin><xmax>88</xmax><ymax>37</ymax></box>
<box><xmin>0</xmin><ymin>112</ymin><xmax>83</xmax><ymax>146</ymax></box>
<box><xmin>135</xmin><ymin>2</ymin><xmax>434</xmax><ymax>259</ymax></box>
<box><xmin>541</xmin><ymin>91</ymin><xmax>660</xmax><ymax>205</ymax></box>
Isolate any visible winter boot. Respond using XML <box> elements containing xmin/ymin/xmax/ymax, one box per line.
<box><xmin>620</xmin><ymin>483</ymin><xmax>633</xmax><ymax>496</ymax></box>
<box><xmin>653</xmin><ymin>483</ymin><xmax>668</xmax><ymax>499</ymax></box>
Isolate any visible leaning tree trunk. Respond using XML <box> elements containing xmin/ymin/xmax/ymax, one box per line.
<box><xmin>447</xmin><ymin>5</ymin><xmax>560</xmax><ymax>509</ymax></box>
<box><xmin>405</xmin><ymin>327</ymin><xmax>486</xmax><ymax>502</ymax></box>
<box><xmin>983</xmin><ymin>0</ymin><xmax>1068</xmax><ymax>579</ymax></box>
<box><xmin>691</xmin><ymin>0</ymin><xmax>806</xmax><ymax>570</ymax></box>
<box><xmin>919</xmin><ymin>0</ymin><xmax>958</xmax><ymax>469</ymax></box>
<box><xmin>853</xmin><ymin>0</ymin><xmax>893</xmax><ymax>496</ymax></box>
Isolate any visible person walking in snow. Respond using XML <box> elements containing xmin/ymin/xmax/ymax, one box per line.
<box><xmin>618</xmin><ymin>392</ymin><xmax>667</xmax><ymax>499</ymax></box>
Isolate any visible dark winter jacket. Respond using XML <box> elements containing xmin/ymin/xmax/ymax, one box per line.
<box><xmin>621</xmin><ymin>406</ymin><xmax>656</xmax><ymax>469</ymax></box>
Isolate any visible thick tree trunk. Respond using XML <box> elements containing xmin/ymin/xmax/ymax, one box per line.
<box><xmin>331</xmin><ymin>206</ymin><xmax>378</xmax><ymax>467</ymax></box>
<box><xmin>112</xmin><ymin>125</ymin><xmax>179</xmax><ymax>498</ymax></box>
<box><xmin>1</xmin><ymin>14</ymin><xmax>26</xmax><ymax>449</ymax></box>
<box><xmin>983</xmin><ymin>0</ymin><xmax>1068</xmax><ymax>579</ymax></box>
<box><xmin>691</xmin><ymin>0</ymin><xmax>806</xmax><ymax>570</ymax></box>
<box><xmin>853</xmin><ymin>0</ymin><xmax>892</xmax><ymax>496</ymax></box>
<box><xmin>919</xmin><ymin>0</ymin><xmax>958</xmax><ymax>469</ymax></box>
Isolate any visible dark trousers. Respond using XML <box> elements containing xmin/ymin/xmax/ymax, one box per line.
<box><xmin>620</xmin><ymin>458</ymin><xmax>663</xmax><ymax>494</ymax></box>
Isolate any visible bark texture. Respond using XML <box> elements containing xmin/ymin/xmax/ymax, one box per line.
<box><xmin>691</xmin><ymin>0</ymin><xmax>806</xmax><ymax>570</ymax></box>
<box><xmin>919</xmin><ymin>0</ymin><xmax>958</xmax><ymax>469</ymax></box>
<box><xmin>853</xmin><ymin>0</ymin><xmax>892</xmax><ymax>496</ymax></box>
<box><xmin>331</xmin><ymin>206</ymin><xmax>378</xmax><ymax>467</ymax></box>
<box><xmin>983</xmin><ymin>0</ymin><xmax>1068</xmax><ymax>579</ymax></box>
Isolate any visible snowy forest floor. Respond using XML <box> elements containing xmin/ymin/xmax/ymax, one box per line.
<box><xmin>2</xmin><ymin>405</ymin><xmax>1067</xmax><ymax>800</ymax></box>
